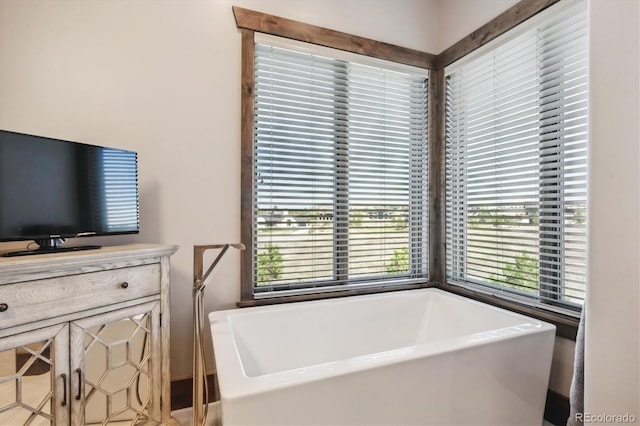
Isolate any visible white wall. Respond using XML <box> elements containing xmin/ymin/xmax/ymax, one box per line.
<box><xmin>585</xmin><ymin>0</ymin><xmax>640</xmax><ymax>418</ymax></box>
<box><xmin>437</xmin><ymin>0</ymin><xmax>519</xmax><ymax>52</ymax></box>
<box><xmin>0</xmin><ymin>0</ymin><xmax>439</xmax><ymax>380</ymax></box>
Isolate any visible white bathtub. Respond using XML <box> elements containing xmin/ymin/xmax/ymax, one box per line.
<box><xmin>209</xmin><ymin>288</ymin><xmax>556</xmax><ymax>426</ymax></box>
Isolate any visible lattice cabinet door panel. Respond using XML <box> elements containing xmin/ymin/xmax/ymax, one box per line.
<box><xmin>0</xmin><ymin>323</ymin><xmax>70</xmax><ymax>425</ymax></box>
<box><xmin>69</xmin><ymin>302</ymin><xmax>161</xmax><ymax>426</ymax></box>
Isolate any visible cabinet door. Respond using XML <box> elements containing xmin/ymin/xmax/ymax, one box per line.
<box><xmin>0</xmin><ymin>324</ymin><xmax>70</xmax><ymax>425</ymax></box>
<box><xmin>69</xmin><ymin>302</ymin><xmax>161</xmax><ymax>426</ymax></box>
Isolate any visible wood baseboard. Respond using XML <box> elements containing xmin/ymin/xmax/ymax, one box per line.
<box><xmin>171</xmin><ymin>374</ymin><xmax>219</xmax><ymax>411</ymax></box>
<box><xmin>545</xmin><ymin>388</ymin><xmax>570</xmax><ymax>426</ymax></box>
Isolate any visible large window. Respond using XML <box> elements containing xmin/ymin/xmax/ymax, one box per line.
<box><xmin>251</xmin><ymin>35</ymin><xmax>429</xmax><ymax>298</ymax></box>
<box><xmin>445</xmin><ymin>0</ymin><xmax>588</xmax><ymax>315</ymax></box>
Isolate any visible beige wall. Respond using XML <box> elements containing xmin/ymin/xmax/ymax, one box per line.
<box><xmin>585</xmin><ymin>0</ymin><xmax>640</xmax><ymax>418</ymax></box>
<box><xmin>436</xmin><ymin>0</ymin><xmax>519</xmax><ymax>51</ymax></box>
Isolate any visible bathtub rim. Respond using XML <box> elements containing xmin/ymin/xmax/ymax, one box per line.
<box><xmin>209</xmin><ymin>287</ymin><xmax>556</xmax><ymax>399</ymax></box>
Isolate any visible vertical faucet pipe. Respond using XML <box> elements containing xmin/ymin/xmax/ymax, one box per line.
<box><xmin>192</xmin><ymin>243</ymin><xmax>245</xmax><ymax>426</ymax></box>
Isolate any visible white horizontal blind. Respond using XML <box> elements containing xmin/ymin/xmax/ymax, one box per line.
<box><xmin>253</xmin><ymin>41</ymin><xmax>428</xmax><ymax>295</ymax></box>
<box><xmin>102</xmin><ymin>148</ymin><xmax>139</xmax><ymax>232</ymax></box>
<box><xmin>445</xmin><ymin>0</ymin><xmax>588</xmax><ymax>314</ymax></box>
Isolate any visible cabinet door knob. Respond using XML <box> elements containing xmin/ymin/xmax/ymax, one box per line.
<box><xmin>0</xmin><ymin>303</ymin><xmax>8</xmax><ymax>312</ymax></box>
<box><xmin>120</xmin><ymin>282</ymin><xmax>129</xmax><ymax>289</ymax></box>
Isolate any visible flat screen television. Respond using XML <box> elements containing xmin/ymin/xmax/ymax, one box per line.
<box><xmin>0</xmin><ymin>129</ymin><xmax>139</xmax><ymax>257</ymax></box>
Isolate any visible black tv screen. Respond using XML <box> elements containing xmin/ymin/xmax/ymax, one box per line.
<box><xmin>0</xmin><ymin>130</ymin><xmax>139</xmax><ymax>255</ymax></box>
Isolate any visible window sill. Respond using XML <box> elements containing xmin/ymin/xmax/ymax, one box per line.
<box><xmin>440</xmin><ymin>282</ymin><xmax>580</xmax><ymax>340</ymax></box>
<box><xmin>237</xmin><ymin>281</ymin><xmax>432</xmax><ymax>308</ymax></box>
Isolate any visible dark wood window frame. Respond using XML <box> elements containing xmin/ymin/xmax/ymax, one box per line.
<box><xmin>234</xmin><ymin>0</ymin><xmax>579</xmax><ymax>340</ymax></box>
<box><xmin>235</xmin><ymin>6</ymin><xmax>437</xmax><ymax>307</ymax></box>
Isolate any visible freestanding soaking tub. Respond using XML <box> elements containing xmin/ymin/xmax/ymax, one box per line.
<box><xmin>209</xmin><ymin>288</ymin><xmax>556</xmax><ymax>426</ymax></box>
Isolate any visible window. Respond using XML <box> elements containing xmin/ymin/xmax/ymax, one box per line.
<box><xmin>445</xmin><ymin>0</ymin><xmax>588</xmax><ymax>315</ymax></box>
<box><xmin>251</xmin><ymin>35</ymin><xmax>429</xmax><ymax>298</ymax></box>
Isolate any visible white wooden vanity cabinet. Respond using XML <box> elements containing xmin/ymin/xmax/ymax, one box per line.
<box><xmin>0</xmin><ymin>244</ymin><xmax>179</xmax><ymax>425</ymax></box>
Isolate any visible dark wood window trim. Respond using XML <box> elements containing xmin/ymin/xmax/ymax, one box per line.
<box><xmin>232</xmin><ymin>6</ymin><xmax>436</xmax><ymax>69</ymax></box>
<box><xmin>236</xmin><ymin>6</ymin><xmax>434</xmax><ymax>308</ymax></box>
<box><xmin>235</xmin><ymin>1</ymin><xmax>580</xmax><ymax>339</ymax></box>
<box><xmin>237</xmin><ymin>282</ymin><xmax>433</xmax><ymax>308</ymax></box>
<box><xmin>428</xmin><ymin>68</ymin><xmax>445</xmax><ymax>286</ymax></box>
<box><xmin>435</xmin><ymin>0</ymin><xmax>561</xmax><ymax>69</ymax></box>
<box><xmin>239</xmin><ymin>28</ymin><xmax>255</xmax><ymax>303</ymax></box>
